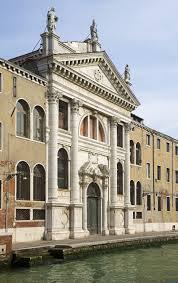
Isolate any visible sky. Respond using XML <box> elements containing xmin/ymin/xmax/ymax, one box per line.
<box><xmin>1</xmin><ymin>0</ymin><xmax>178</xmax><ymax>138</ymax></box>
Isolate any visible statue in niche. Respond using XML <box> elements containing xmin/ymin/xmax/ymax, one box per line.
<box><xmin>124</xmin><ymin>64</ymin><xmax>131</xmax><ymax>85</ymax></box>
<box><xmin>47</xmin><ymin>7</ymin><xmax>58</xmax><ymax>33</ymax></box>
<box><xmin>90</xmin><ymin>19</ymin><xmax>98</xmax><ymax>43</ymax></box>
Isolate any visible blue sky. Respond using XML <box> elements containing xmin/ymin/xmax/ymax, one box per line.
<box><xmin>1</xmin><ymin>0</ymin><xmax>178</xmax><ymax>138</ymax></box>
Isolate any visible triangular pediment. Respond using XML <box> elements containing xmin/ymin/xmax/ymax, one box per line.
<box><xmin>53</xmin><ymin>51</ymin><xmax>140</xmax><ymax>111</ymax></box>
<box><xmin>69</xmin><ymin>65</ymin><xmax>116</xmax><ymax>92</ymax></box>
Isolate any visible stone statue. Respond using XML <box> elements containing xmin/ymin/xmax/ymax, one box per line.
<box><xmin>47</xmin><ymin>7</ymin><xmax>58</xmax><ymax>33</ymax></box>
<box><xmin>124</xmin><ymin>64</ymin><xmax>131</xmax><ymax>84</ymax></box>
<box><xmin>90</xmin><ymin>19</ymin><xmax>98</xmax><ymax>43</ymax></box>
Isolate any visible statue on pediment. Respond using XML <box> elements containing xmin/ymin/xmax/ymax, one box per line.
<box><xmin>124</xmin><ymin>64</ymin><xmax>131</xmax><ymax>85</ymax></box>
<box><xmin>47</xmin><ymin>7</ymin><xmax>58</xmax><ymax>33</ymax></box>
<box><xmin>90</xmin><ymin>19</ymin><xmax>98</xmax><ymax>43</ymax></box>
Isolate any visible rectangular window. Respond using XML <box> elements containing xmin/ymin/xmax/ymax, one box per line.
<box><xmin>147</xmin><ymin>195</ymin><xmax>151</xmax><ymax>211</ymax></box>
<box><xmin>176</xmin><ymin>198</ymin><xmax>178</xmax><ymax>211</ymax></box>
<box><xmin>0</xmin><ymin>73</ymin><xmax>2</xmax><ymax>93</ymax></box>
<box><xmin>175</xmin><ymin>171</ymin><xmax>178</xmax><ymax>183</ymax></box>
<box><xmin>175</xmin><ymin>146</ymin><xmax>178</xmax><ymax>156</ymax></box>
<box><xmin>58</xmin><ymin>100</ymin><xmax>68</xmax><ymax>130</ymax></box>
<box><xmin>16</xmin><ymin>209</ymin><xmax>30</xmax><ymax>220</ymax></box>
<box><xmin>117</xmin><ymin>124</ymin><xmax>123</xmax><ymax>147</ymax></box>
<box><xmin>13</xmin><ymin>76</ymin><xmax>17</xmax><ymax>97</ymax></box>
<box><xmin>167</xmin><ymin>196</ymin><xmax>170</xmax><ymax>211</ymax></box>
<box><xmin>146</xmin><ymin>134</ymin><xmax>151</xmax><ymax>146</ymax></box>
<box><xmin>136</xmin><ymin>212</ymin><xmax>142</xmax><ymax>219</ymax></box>
<box><xmin>0</xmin><ymin>180</ymin><xmax>2</xmax><ymax>209</ymax></box>
<box><xmin>166</xmin><ymin>168</ymin><xmax>170</xmax><ymax>182</ymax></box>
<box><xmin>157</xmin><ymin>138</ymin><xmax>161</xmax><ymax>149</ymax></box>
<box><xmin>158</xmin><ymin>196</ymin><xmax>161</xmax><ymax>211</ymax></box>
<box><xmin>33</xmin><ymin>209</ymin><xmax>45</xmax><ymax>220</ymax></box>
<box><xmin>0</xmin><ymin>122</ymin><xmax>2</xmax><ymax>150</ymax></box>
<box><xmin>166</xmin><ymin>142</ymin><xmax>170</xmax><ymax>152</ymax></box>
<box><xmin>146</xmin><ymin>163</ymin><xmax>151</xmax><ymax>179</ymax></box>
<box><xmin>157</xmin><ymin>166</ymin><xmax>161</xmax><ymax>180</ymax></box>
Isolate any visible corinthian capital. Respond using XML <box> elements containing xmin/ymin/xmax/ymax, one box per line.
<box><xmin>46</xmin><ymin>87</ymin><xmax>62</xmax><ymax>102</ymax></box>
<box><xmin>110</xmin><ymin>116</ymin><xmax>120</xmax><ymax>127</ymax></box>
<box><xmin>71</xmin><ymin>99</ymin><xmax>82</xmax><ymax>113</ymax></box>
<box><xmin>125</xmin><ymin>122</ymin><xmax>133</xmax><ymax>133</ymax></box>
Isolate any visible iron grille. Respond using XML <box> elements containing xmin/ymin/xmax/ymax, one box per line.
<box><xmin>33</xmin><ymin>209</ymin><xmax>45</xmax><ymax>220</ymax></box>
<box><xmin>16</xmin><ymin>209</ymin><xmax>30</xmax><ymax>220</ymax></box>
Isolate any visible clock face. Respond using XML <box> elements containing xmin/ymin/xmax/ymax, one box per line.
<box><xmin>94</xmin><ymin>69</ymin><xmax>102</xmax><ymax>82</ymax></box>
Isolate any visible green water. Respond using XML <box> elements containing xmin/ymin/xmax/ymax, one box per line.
<box><xmin>1</xmin><ymin>244</ymin><xmax>178</xmax><ymax>283</ymax></box>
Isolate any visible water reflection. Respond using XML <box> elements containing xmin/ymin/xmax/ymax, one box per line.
<box><xmin>1</xmin><ymin>244</ymin><xmax>178</xmax><ymax>283</ymax></box>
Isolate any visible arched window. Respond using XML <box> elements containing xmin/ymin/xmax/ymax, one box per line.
<box><xmin>130</xmin><ymin>180</ymin><xmax>135</xmax><ymax>205</ymax></box>
<box><xmin>16</xmin><ymin>99</ymin><xmax>30</xmax><ymax>138</ymax></box>
<box><xmin>16</xmin><ymin>161</ymin><xmax>30</xmax><ymax>200</ymax></box>
<box><xmin>136</xmin><ymin>181</ymin><xmax>142</xmax><ymax>205</ymax></box>
<box><xmin>136</xmin><ymin>142</ymin><xmax>141</xmax><ymax>165</ymax></box>
<box><xmin>130</xmin><ymin>140</ymin><xmax>134</xmax><ymax>164</ymax></box>
<box><xmin>117</xmin><ymin>162</ymin><xmax>123</xmax><ymax>194</ymax></box>
<box><xmin>58</xmin><ymin>149</ymin><xmax>68</xmax><ymax>189</ymax></box>
<box><xmin>33</xmin><ymin>164</ymin><xmax>45</xmax><ymax>201</ymax></box>
<box><xmin>80</xmin><ymin>115</ymin><xmax>105</xmax><ymax>142</ymax></box>
<box><xmin>33</xmin><ymin>106</ymin><xmax>45</xmax><ymax>142</ymax></box>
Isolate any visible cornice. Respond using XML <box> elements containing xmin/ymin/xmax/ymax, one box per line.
<box><xmin>53</xmin><ymin>51</ymin><xmax>140</xmax><ymax>107</ymax></box>
<box><xmin>0</xmin><ymin>58</ymin><xmax>47</xmax><ymax>87</ymax></box>
<box><xmin>50</xmin><ymin>60</ymin><xmax>136</xmax><ymax>112</ymax></box>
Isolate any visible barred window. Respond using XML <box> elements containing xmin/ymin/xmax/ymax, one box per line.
<box><xmin>136</xmin><ymin>212</ymin><xmax>142</xmax><ymax>219</ymax></box>
<box><xmin>16</xmin><ymin>99</ymin><xmax>30</xmax><ymax>138</ymax></box>
<box><xmin>147</xmin><ymin>195</ymin><xmax>151</xmax><ymax>211</ymax></box>
<box><xmin>33</xmin><ymin>106</ymin><xmax>45</xmax><ymax>142</ymax></box>
<box><xmin>16</xmin><ymin>209</ymin><xmax>30</xmax><ymax>220</ymax></box>
<box><xmin>16</xmin><ymin>161</ymin><xmax>30</xmax><ymax>200</ymax></box>
<box><xmin>33</xmin><ymin>164</ymin><xmax>45</xmax><ymax>201</ymax></box>
<box><xmin>33</xmin><ymin>209</ymin><xmax>45</xmax><ymax>220</ymax></box>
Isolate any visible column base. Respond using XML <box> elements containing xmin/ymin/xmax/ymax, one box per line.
<box><xmin>45</xmin><ymin>202</ymin><xmax>70</xmax><ymax>240</ymax></box>
<box><xmin>102</xmin><ymin>229</ymin><xmax>109</xmax><ymax>236</ymax></box>
<box><xmin>124</xmin><ymin>205</ymin><xmax>135</xmax><ymax>235</ymax></box>
<box><xmin>69</xmin><ymin>203</ymin><xmax>85</xmax><ymax>239</ymax></box>
<box><xmin>109</xmin><ymin>205</ymin><xmax>125</xmax><ymax>235</ymax></box>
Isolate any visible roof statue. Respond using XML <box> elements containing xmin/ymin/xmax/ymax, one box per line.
<box><xmin>47</xmin><ymin>7</ymin><xmax>58</xmax><ymax>33</ymax></box>
<box><xmin>124</xmin><ymin>64</ymin><xmax>131</xmax><ymax>85</ymax></box>
<box><xmin>90</xmin><ymin>19</ymin><xmax>98</xmax><ymax>43</ymax></box>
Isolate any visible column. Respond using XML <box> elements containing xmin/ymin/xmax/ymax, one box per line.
<box><xmin>110</xmin><ymin>117</ymin><xmax>118</xmax><ymax>205</ymax></box>
<box><xmin>71</xmin><ymin>99</ymin><xmax>80</xmax><ymax>204</ymax></box>
<box><xmin>110</xmin><ymin>117</ymin><xmax>124</xmax><ymax>235</ymax></box>
<box><xmin>47</xmin><ymin>88</ymin><xmax>60</xmax><ymax>201</ymax></box>
<box><xmin>46</xmin><ymin>87</ymin><xmax>62</xmax><ymax>240</ymax></box>
<box><xmin>70</xmin><ymin>99</ymin><xmax>84</xmax><ymax>238</ymax></box>
<box><xmin>103</xmin><ymin>177</ymin><xmax>109</xmax><ymax>235</ymax></box>
<box><xmin>124</xmin><ymin>123</ymin><xmax>135</xmax><ymax>234</ymax></box>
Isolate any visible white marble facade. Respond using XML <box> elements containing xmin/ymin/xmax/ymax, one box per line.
<box><xmin>14</xmin><ymin>8</ymin><xmax>140</xmax><ymax>240</ymax></box>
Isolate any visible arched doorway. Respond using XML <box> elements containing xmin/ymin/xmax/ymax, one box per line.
<box><xmin>87</xmin><ymin>182</ymin><xmax>101</xmax><ymax>234</ymax></box>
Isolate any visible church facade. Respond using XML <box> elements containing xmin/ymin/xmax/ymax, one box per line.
<box><xmin>0</xmin><ymin>8</ymin><xmax>178</xmax><ymax>244</ymax></box>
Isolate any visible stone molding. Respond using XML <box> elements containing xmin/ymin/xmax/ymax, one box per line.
<box><xmin>0</xmin><ymin>58</ymin><xmax>47</xmax><ymax>87</ymax></box>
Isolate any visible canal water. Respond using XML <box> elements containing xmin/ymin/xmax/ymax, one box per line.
<box><xmin>1</xmin><ymin>243</ymin><xmax>178</xmax><ymax>283</ymax></box>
